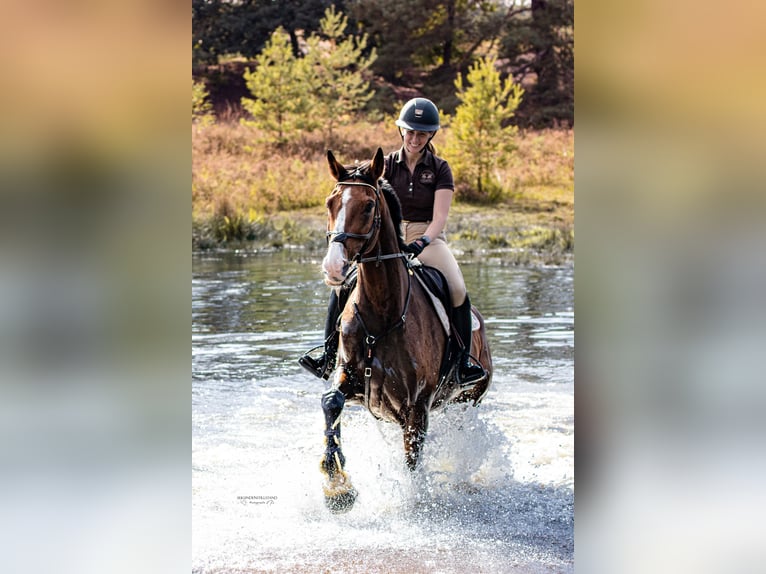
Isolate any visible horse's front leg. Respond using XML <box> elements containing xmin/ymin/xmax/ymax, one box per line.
<box><xmin>320</xmin><ymin>387</ymin><xmax>357</xmax><ymax>513</ymax></box>
<box><xmin>402</xmin><ymin>404</ymin><xmax>429</xmax><ymax>471</ymax></box>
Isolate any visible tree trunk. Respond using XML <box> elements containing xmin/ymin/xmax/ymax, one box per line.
<box><xmin>531</xmin><ymin>0</ymin><xmax>561</xmax><ymax>110</ymax></box>
<box><xmin>441</xmin><ymin>0</ymin><xmax>456</xmax><ymax>68</ymax></box>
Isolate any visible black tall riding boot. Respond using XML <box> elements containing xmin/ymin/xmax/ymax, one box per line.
<box><xmin>299</xmin><ymin>289</ymin><xmax>342</xmax><ymax>380</ymax></box>
<box><xmin>453</xmin><ymin>294</ymin><xmax>486</xmax><ymax>385</ymax></box>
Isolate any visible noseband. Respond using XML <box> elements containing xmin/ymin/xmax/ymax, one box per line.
<box><xmin>326</xmin><ymin>178</ymin><xmax>381</xmax><ymax>262</ymax></box>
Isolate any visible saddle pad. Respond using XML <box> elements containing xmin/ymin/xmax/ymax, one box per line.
<box><xmin>411</xmin><ymin>262</ymin><xmax>481</xmax><ymax>335</ymax></box>
<box><xmin>471</xmin><ymin>310</ymin><xmax>480</xmax><ymax>331</ymax></box>
<box><xmin>411</xmin><ymin>264</ymin><xmax>451</xmax><ymax>336</ymax></box>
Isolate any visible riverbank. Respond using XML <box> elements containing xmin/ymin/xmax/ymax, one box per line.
<box><xmin>192</xmin><ymin>124</ymin><xmax>573</xmax><ymax>265</ymax></box>
<box><xmin>192</xmin><ymin>203</ymin><xmax>573</xmax><ymax>266</ymax></box>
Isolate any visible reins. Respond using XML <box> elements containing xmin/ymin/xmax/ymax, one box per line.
<box><xmin>327</xmin><ymin>172</ymin><xmax>412</xmax><ymax>403</ymax></box>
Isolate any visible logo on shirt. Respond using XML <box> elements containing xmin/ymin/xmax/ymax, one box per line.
<box><xmin>419</xmin><ymin>170</ymin><xmax>435</xmax><ymax>185</ymax></box>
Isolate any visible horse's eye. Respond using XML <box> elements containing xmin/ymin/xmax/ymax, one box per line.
<box><xmin>364</xmin><ymin>201</ymin><xmax>374</xmax><ymax>215</ymax></box>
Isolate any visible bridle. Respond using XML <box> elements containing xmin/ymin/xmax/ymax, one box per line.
<box><xmin>325</xmin><ymin>175</ymin><xmax>382</xmax><ymax>263</ymax></box>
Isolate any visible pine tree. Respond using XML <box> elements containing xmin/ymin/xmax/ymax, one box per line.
<box><xmin>240</xmin><ymin>9</ymin><xmax>377</xmax><ymax>146</ymax></box>
<box><xmin>443</xmin><ymin>57</ymin><xmax>523</xmax><ymax>201</ymax></box>
<box><xmin>302</xmin><ymin>6</ymin><xmax>377</xmax><ymax>140</ymax></box>
<box><xmin>240</xmin><ymin>28</ymin><xmax>311</xmax><ymax>145</ymax></box>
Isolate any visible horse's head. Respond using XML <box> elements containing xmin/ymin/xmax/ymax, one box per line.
<box><xmin>322</xmin><ymin>148</ymin><xmax>386</xmax><ymax>286</ymax></box>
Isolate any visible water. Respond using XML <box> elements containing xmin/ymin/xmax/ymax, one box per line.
<box><xmin>192</xmin><ymin>250</ymin><xmax>574</xmax><ymax>573</ymax></box>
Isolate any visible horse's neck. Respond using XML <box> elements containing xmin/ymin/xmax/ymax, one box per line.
<box><xmin>355</xmin><ymin>228</ymin><xmax>407</xmax><ymax>322</ymax></box>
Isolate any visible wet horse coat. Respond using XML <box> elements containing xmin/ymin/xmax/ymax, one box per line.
<box><xmin>319</xmin><ymin>148</ymin><xmax>492</xmax><ymax>512</ymax></box>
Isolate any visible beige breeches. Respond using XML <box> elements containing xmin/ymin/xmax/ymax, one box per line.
<box><xmin>401</xmin><ymin>221</ymin><xmax>467</xmax><ymax>307</ymax></box>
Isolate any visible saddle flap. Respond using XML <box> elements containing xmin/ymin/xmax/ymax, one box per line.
<box><xmin>412</xmin><ymin>263</ymin><xmax>481</xmax><ymax>336</ymax></box>
<box><xmin>411</xmin><ymin>264</ymin><xmax>452</xmax><ymax>336</ymax></box>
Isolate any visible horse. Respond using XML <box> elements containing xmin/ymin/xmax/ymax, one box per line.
<box><xmin>318</xmin><ymin>147</ymin><xmax>493</xmax><ymax>513</ymax></box>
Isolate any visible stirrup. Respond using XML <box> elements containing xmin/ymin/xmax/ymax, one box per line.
<box><xmin>299</xmin><ymin>345</ymin><xmax>334</xmax><ymax>380</ymax></box>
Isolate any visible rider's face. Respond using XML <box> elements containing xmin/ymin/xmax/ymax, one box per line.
<box><xmin>402</xmin><ymin>128</ymin><xmax>433</xmax><ymax>154</ymax></box>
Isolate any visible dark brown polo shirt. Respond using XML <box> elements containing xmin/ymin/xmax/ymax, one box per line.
<box><xmin>383</xmin><ymin>148</ymin><xmax>455</xmax><ymax>222</ymax></box>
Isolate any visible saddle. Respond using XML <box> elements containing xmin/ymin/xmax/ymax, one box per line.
<box><xmin>410</xmin><ymin>262</ymin><xmax>452</xmax><ymax>336</ymax></box>
<box><xmin>408</xmin><ymin>261</ymin><xmax>476</xmax><ymax>384</ymax></box>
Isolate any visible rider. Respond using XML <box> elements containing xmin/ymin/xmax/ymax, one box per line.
<box><xmin>299</xmin><ymin>97</ymin><xmax>485</xmax><ymax>385</ymax></box>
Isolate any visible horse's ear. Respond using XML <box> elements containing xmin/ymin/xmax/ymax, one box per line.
<box><xmin>327</xmin><ymin>150</ymin><xmax>347</xmax><ymax>181</ymax></box>
<box><xmin>370</xmin><ymin>147</ymin><xmax>385</xmax><ymax>181</ymax></box>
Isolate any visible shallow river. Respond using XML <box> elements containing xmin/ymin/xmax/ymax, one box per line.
<box><xmin>192</xmin><ymin>250</ymin><xmax>574</xmax><ymax>573</ymax></box>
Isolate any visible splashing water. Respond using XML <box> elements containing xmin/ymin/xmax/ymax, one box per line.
<box><xmin>193</xmin><ymin>252</ymin><xmax>573</xmax><ymax>573</ymax></box>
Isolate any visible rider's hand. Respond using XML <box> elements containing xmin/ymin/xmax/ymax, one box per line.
<box><xmin>404</xmin><ymin>235</ymin><xmax>430</xmax><ymax>256</ymax></box>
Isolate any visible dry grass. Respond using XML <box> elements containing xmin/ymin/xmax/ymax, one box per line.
<box><xmin>192</xmin><ymin>119</ymin><xmax>397</xmax><ymax>219</ymax></box>
<box><xmin>192</xmin><ymin>119</ymin><xmax>573</xmax><ymax>262</ymax></box>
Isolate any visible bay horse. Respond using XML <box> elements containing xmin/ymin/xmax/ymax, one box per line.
<box><xmin>319</xmin><ymin>147</ymin><xmax>493</xmax><ymax>513</ymax></box>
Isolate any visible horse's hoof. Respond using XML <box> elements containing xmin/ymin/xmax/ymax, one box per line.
<box><xmin>320</xmin><ymin>458</ymin><xmax>357</xmax><ymax>513</ymax></box>
<box><xmin>324</xmin><ymin>485</ymin><xmax>357</xmax><ymax>514</ymax></box>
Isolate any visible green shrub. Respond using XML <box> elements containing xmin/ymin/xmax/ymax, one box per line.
<box><xmin>240</xmin><ymin>7</ymin><xmax>376</xmax><ymax>146</ymax></box>
<box><xmin>192</xmin><ymin>79</ymin><xmax>214</xmax><ymax>126</ymax></box>
<box><xmin>442</xmin><ymin>57</ymin><xmax>524</xmax><ymax>202</ymax></box>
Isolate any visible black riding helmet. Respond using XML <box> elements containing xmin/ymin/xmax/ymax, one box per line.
<box><xmin>395</xmin><ymin>98</ymin><xmax>440</xmax><ymax>132</ymax></box>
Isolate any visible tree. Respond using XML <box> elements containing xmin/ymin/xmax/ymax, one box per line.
<box><xmin>499</xmin><ymin>0</ymin><xmax>573</xmax><ymax>127</ymax></box>
<box><xmin>442</xmin><ymin>56</ymin><xmax>523</xmax><ymax>201</ymax></box>
<box><xmin>192</xmin><ymin>0</ymin><xmax>229</xmax><ymax>65</ymax></box>
<box><xmin>302</xmin><ymin>6</ymin><xmax>377</xmax><ymax>140</ymax></box>
<box><xmin>193</xmin><ymin>0</ymin><xmax>338</xmax><ymax>65</ymax></box>
<box><xmin>347</xmin><ymin>0</ymin><xmax>502</xmax><ymax>99</ymax></box>
<box><xmin>240</xmin><ymin>28</ymin><xmax>311</xmax><ymax>145</ymax></box>
<box><xmin>193</xmin><ymin>0</ymin><xmax>572</xmax><ymax>127</ymax></box>
<box><xmin>240</xmin><ymin>8</ymin><xmax>377</xmax><ymax>145</ymax></box>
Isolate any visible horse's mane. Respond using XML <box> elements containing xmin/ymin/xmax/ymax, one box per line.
<box><xmin>379</xmin><ymin>178</ymin><xmax>405</xmax><ymax>243</ymax></box>
<box><xmin>342</xmin><ymin>160</ymin><xmax>407</xmax><ymax>251</ymax></box>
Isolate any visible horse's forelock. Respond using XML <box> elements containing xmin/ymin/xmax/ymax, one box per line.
<box><xmin>339</xmin><ymin>160</ymin><xmax>376</xmax><ymax>186</ymax></box>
